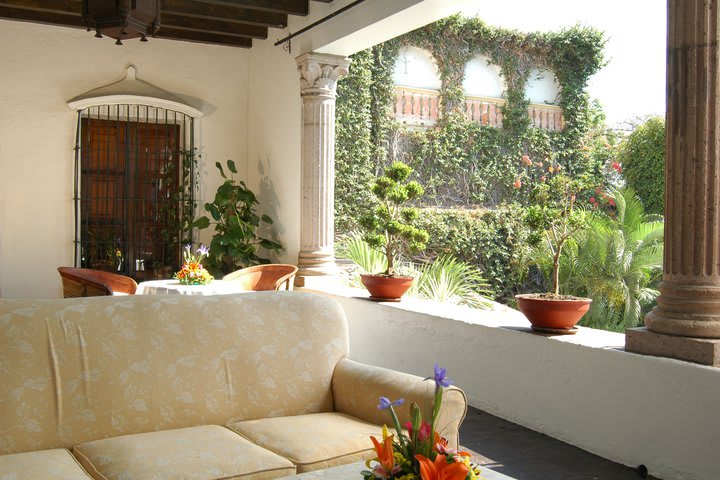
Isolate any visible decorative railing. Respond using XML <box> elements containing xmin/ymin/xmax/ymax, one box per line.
<box><xmin>392</xmin><ymin>86</ymin><xmax>564</xmax><ymax>131</ymax></box>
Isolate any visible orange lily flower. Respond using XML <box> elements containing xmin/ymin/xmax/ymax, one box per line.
<box><xmin>415</xmin><ymin>453</ymin><xmax>469</xmax><ymax>480</ymax></box>
<box><xmin>370</xmin><ymin>435</ymin><xmax>395</xmax><ymax>474</ymax></box>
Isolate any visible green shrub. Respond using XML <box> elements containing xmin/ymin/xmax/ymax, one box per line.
<box><xmin>416</xmin><ymin>205</ymin><xmax>531</xmax><ymax>301</ymax></box>
<box><xmin>617</xmin><ymin>116</ymin><xmax>665</xmax><ymax>214</ymax></box>
<box><xmin>548</xmin><ymin>188</ymin><xmax>663</xmax><ymax>331</ymax></box>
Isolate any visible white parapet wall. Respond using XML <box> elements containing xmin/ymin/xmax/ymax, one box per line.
<box><xmin>312</xmin><ymin>287</ymin><xmax>720</xmax><ymax>480</ymax></box>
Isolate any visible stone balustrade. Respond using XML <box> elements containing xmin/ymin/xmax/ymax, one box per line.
<box><xmin>392</xmin><ymin>86</ymin><xmax>564</xmax><ymax>131</ymax></box>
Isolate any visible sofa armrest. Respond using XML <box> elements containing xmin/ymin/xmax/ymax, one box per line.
<box><xmin>331</xmin><ymin>358</ymin><xmax>467</xmax><ymax>449</ymax></box>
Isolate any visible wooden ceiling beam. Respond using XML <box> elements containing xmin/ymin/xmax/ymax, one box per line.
<box><xmin>0</xmin><ymin>0</ymin><xmax>80</xmax><ymax>14</ymax></box>
<box><xmin>155</xmin><ymin>27</ymin><xmax>252</xmax><ymax>47</ymax></box>
<box><xmin>195</xmin><ymin>0</ymin><xmax>308</xmax><ymax>16</ymax></box>
<box><xmin>0</xmin><ymin>5</ymin><xmax>83</xmax><ymax>28</ymax></box>
<box><xmin>162</xmin><ymin>0</ymin><xmax>286</xmax><ymax>28</ymax></box>
<box><xmin>162</xmin><ymin>13</ymin><xmax>267</xmax><ymax>39</ymax></box>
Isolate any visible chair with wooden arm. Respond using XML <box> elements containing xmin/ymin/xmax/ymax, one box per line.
<box><xmin>57</xmin><ymin>267</ymin><xmax>138</xmax><ymax>298</ymax></box>
<box><xmin>222</xmin><ymin>264</ymin><xmax>298</xmax><ymax>291</ymax></box>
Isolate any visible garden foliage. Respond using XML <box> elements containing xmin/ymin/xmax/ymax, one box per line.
<box><xmin>616</xmin><ymin>116</ymin><xmax>665</xmax><ymax>214</ymax></box>
<box><xmin>334</xmin><ymin>15</ymin><xmax>663</xmax><ymax>330</ymax></box>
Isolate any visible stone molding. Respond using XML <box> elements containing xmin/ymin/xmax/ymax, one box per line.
<box><xmin>297</xmin><ymin>53</ymin><xmax>350</xmax><ymax>98</ymax></box>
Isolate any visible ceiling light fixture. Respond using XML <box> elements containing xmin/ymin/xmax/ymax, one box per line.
<box><xmin>82</xmin><ymin>0</ymin><xmax>160</xmax><ymax>45</ymax></box>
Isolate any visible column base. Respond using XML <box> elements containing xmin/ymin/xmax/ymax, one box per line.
<box><xmin>625</xmin><ymin>327</ymin><xmax>720</xmax><ymax>366</ymax></box>
<box><xmin>296</xmin><ymin>250</ymin><xmax>338</xmax><ymax>287</ymax></box>
<box><xmin>644</xmin><ymin>282</ymin><xmax>720</xmax><ymax>338</ymax></box>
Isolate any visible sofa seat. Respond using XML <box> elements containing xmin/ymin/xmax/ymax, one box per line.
<box><xmin>73</xmin><ymin>425</ymin><xmax>295</xmax><ymax>480</ymax></box>
<box><xmin>228</xmin><ymin>412</ymin><xmax>383</xmax><ymax>473</ymax></box>
<box><xmin>0</xmin><ymin>449</ymin><xmax>93</xmax><ymax>480</ymax></box>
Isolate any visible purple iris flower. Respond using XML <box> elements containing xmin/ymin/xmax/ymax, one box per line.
<box><xmin>184</xmin><ymin>244</ymin><xmax>192</xmax><ymax>251</ymax></box>
<box><xmin>197</xmin><ymin>245</ymin><xmax>209</xmax><ymax>257</ymax></box>
<box><xmin>426</xmin><ymin>363</ymin><xmax>452</xmax><ymax>388</ymax></box>
<box><xmin>377</xmin><ymin>396</ymin><xmax>404</xmax><ymax>410</ymax></box>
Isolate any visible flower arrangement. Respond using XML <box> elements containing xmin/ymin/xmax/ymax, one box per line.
<box><xmin>363</xmin><ymin>364</ymin><xmax>480</xmax><ymax>480</ymax></box>
<box><xmin>174</xmin><ymin>244</ymin><xmax>214</xmax><ymax>285</ymax></box>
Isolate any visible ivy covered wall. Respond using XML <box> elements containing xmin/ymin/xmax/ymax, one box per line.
<box><xmin>335</xmin><ymin>15</ymin><xmax>611</xmax><ymax>299</ymax></box>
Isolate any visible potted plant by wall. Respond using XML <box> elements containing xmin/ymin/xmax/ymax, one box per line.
<box><xmin>515</xmin><ymin>159</ymin><xmax>592</xmax><ymax>334</ymax></box>
<box><xmin>192</xmin><ymin>160</ymin><xmax>282</xmax><ymax>277</ymax></box>
<box><xmin>358</xmin><ymin>161</ymin><xmax>429</xmax><ymax>301</ymax></box>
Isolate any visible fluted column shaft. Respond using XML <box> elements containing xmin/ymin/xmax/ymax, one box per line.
<box><xmin>645</xmin><ymin>0</ymin><xmax>720</xmax><ymax>338</ymax></box>
<box><xmin>295</xmin><ymin>53</ymin><xmax>350</xmax><ymax>282</ymax></box>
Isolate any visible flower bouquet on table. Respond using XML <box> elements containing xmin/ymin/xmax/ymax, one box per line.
<box><xmin>363</xmin><ymin>364</ymin><xmax>480</xmax><ymax>480</ymax></box>
<box><xmin>174</xmin><ymin>245</ymin><xmax>214</xmax><ymax>285</ymax></box>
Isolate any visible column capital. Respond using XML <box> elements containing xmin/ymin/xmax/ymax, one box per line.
<box><xmin>296</xmin><ymin>53</ymin><xmax>350</xmax><ymax>97</ymax></box>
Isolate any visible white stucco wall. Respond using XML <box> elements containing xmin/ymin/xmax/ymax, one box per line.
<box><xmin>0</xmin><ymin>20</ymin><xmax>249</xmax><ymax>298</ymax></box>
<box><xmin>326</xmin><ymin>294</ymin><xmax>720</xmax><ymax>480</ymax></box>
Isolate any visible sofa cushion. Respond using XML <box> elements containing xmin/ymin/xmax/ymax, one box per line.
<box><xmin>73</xmin><ymin>425</ymin><xmax>295</xmax><ymax>480</ymax></box>
<box><xmin>227</xmin><ymin>412</ymin><xmax>383</xmax><ymax>473</ymax></box>
<box><xmin>0</xmin><ymin>448</ymin><xmax>93</xmax><ymax>480</ymax></box>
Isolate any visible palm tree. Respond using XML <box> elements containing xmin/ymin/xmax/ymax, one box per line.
<box><xmin>562</xmin><ymin>188</ymin><xmax>664</xmax><ymax>331</ymax></box>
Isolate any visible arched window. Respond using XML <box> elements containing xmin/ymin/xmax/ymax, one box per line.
<box><xmin>392</xmin><ymin>47</ymin><xmax>442</xmax><ymax>90</ymax></box>
<box><xmin>525</xmin><ymin>68</ymin><xmax>560</xmax><ymax>104</ymax></box>
<box><xmin>67</xmin><ymin>66</ymin><xmax>202</xmax><ymax>281</ymax></box>
<box><xmin>463</xmin><ymin>55</ymin><xmax>505</xmax><ymax>98</ymax></box>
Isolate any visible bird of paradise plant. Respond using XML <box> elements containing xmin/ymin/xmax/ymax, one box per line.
<box><xmin>362</xmin><ymin>365</ymin><xmax>480</xmax><ymax>480</ymax></box>
<box><xmin>174</xmin><ymin>244</ymin><xmax>214</xmax><ymax>285</ymax></box>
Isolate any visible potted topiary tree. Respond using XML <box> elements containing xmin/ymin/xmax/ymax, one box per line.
<box><xmin>515</xmin><ymin>159</ymin><xmax>593</xmax><ymax>334</ymax></box>
<box><xmin>358</xmin><ymin>161</ymin><xmax>429</xmax><ymax>301</ymax></box>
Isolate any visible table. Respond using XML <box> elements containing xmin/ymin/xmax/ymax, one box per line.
<box><xmin>136</xmin><ymin>279</ymin><xmax>249</xmax><ymax>296</ymax></box>
<box><xmin>277</xmin><ymin>461</ymin><xmax>514</xmax><ymax>479</ymax></box>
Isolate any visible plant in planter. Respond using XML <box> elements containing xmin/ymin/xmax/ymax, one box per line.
<box><xmin>515</xmin><ymin>158</ymin><xmax>592</xmax><ymax>334</ymax></box>
<box><xmin>358</xmin><ymin>161</ymin><xmax>429</xmax><ymax>300</ymax></box>
<box><xmin>192</xmin><ymin>160</ymin><xmax>282</xmax><ymax>277</ymax></box>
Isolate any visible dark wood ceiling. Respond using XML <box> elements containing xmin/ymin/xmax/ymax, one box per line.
<box><xmin>0</xmin><ymin>0</ymin><xmax>334</xmax><ymax>47</ymax></box>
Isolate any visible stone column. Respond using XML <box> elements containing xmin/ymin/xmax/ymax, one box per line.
<box><xmin>295</xmin><ymin>53</ymin><xmax>350</xmax><ymax>286</ymax></box>
<box><xmin>626</xmin><ymin>0</ymin><xmax>720</xmax><ymax>365</ymax></box>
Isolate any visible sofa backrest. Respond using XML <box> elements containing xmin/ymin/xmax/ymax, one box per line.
<box><xmin>0</xmin><ymin>291</ymin><xmax>349</xmax><ymax>454</ymax></box>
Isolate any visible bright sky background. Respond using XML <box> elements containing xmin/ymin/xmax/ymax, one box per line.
<box><xmin>459</xmin><ymin>0</ymin><xmax>666</xmax><ymax>128</ymax></box>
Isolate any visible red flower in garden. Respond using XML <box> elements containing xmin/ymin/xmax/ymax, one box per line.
<box><xmin>521</xmin><ymin>155</ymin><xmax>532</xmax><ymax>166</ymax></box>
<box><xmin>612</xmin><ymin>162</ymin><xmax>623</xmax><ymax>173</ymax></box>
<box><xmin>609</xmin><ymin>198</ymin><xmax>616</xmax><ymax>207</ymax></box>
<box><xmin>513</xmin><ymin>178</ymin><xmax>522</xmax><ymax>189</ymax></box>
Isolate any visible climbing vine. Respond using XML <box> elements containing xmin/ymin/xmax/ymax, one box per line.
<box><xmin>335</xmin><ymin>15</ymin><xmax>610</xmax><ymax>300</ymax></box>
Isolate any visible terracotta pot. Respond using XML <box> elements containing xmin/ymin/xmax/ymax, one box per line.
<box><xmin>360</xmin><ymin>274</ymin><xmax>414</xmax><ymax>301</ymax></box>
<box><xmin>515</xmin><ymin>293</ymin><xmax>592</xmax><ymax>334</ymax></box>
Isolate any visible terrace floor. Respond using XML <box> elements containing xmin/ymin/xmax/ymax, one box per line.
<box><xmin>461</xmin><ymin>406</ymin><xmax>659</xmax><ymax>480</ymax></box>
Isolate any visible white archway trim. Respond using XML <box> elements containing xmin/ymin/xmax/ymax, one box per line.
<box><xmin>68</xmin><ymin>95</ymin><xmax>203</xmax><ymax>118</ymax></box>
<box><xmin>67</xmin><ymin>65</ymin><xmax>203</xmax><ymax>118</ymax></box>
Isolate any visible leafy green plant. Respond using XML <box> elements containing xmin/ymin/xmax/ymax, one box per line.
<box><xmin>409</xmin><ymin>255</ymin><xmax>492</xmax><ymax>309</ymax></box>
<box><xmin>616</xmin><ymin>116</ymin><xmax>665</xmax><ymax>214</ymax></box>
<box><xmin>336</xmin><ymin>231</ymin><xmax>388</xmax><ymax>275</ymax></box>
<box><xmin>337</xmin><ymin>233</ymin><xmax>491</xmax><ymax>308</ymax></box>
<box><xmin>521</xmin><ymin>161</ymin><xmax>591</xmax><ymax>296</ymax></box>
<box><xmin>359</xmin><ymin>161</ymin><xmax>429</xmax><ymax>276</ymax></box>
<box><xmin>562</xmin><ymin>188</ymin><xmax>664</xmax><ymax>331</ymax></box>
<box><xmin>193</xmin><ymin>160</ymin><xmax>282</xmax><ymax>276</ymax></box>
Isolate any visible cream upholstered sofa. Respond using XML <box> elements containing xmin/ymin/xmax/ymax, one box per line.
<box><xmin>0</xmin><ymin>291</ymin><xmax>467</xmax><ymax>480</ymax></box>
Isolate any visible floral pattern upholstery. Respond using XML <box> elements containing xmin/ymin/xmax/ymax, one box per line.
<box><xmin>0</xmin><ymin>449</ymin><xmax>93</xmax><ymax>480</ymax></box>
<box><xmin>0</xmin><ymin>292</ymin><xmax>467</xmax><ymax>479</ymax></box>
<box><xmin>228</xmin><ymin>412</ymin><xmax>383</xmax><ymax>473</ymax></box>
<box><xmin>332</xmin><ymin>358</ymin><xmax>467</xmax><ymax>449</ymax></box>
<box><xmin>73</xmin><ymin>425</ymin><xmax>295</xmax><ymax>480</ymax></box>
<box><xmin>0</xmin><ymin>292</ymin><xmax>348</xmax><ymax>454</ymax></box>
